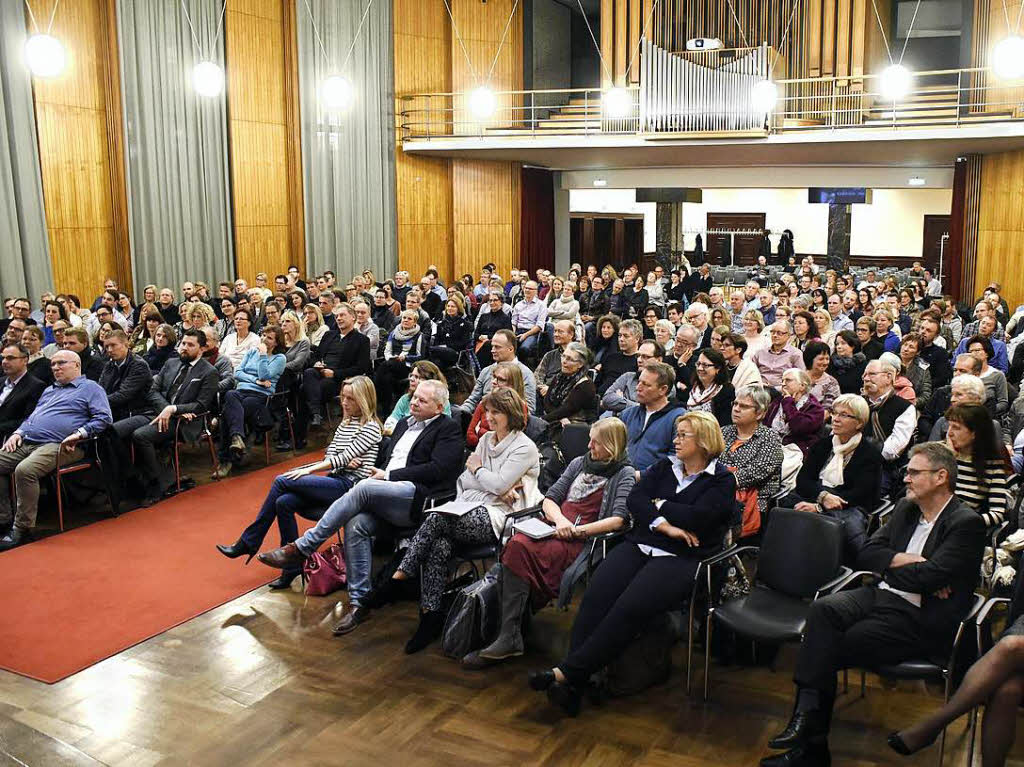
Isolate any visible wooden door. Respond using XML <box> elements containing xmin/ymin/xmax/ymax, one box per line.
<box><xmin>706</xmin><ymin>213</ymin><xmax>767</xmax><ymax>266</ymax></box>
<box><xmin>922</xmin><ymin>214</ymin><xmax>951</xmax><ymax>276</ymax></box>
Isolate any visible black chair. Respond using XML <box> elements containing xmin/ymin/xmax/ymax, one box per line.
<box><xmin>262</xmin><ymin>389</ymin><xmax>296</xmax><ymax>463</ymax></box>
<box><xmin>559</xmin><ymin>423</ymin><xmax>591</xmax><ymax>465</ymax></box>
<box><xmin>173</xmin><ymin>413</ymin><xmax>218</xmax><ymax>492</ymax></box>
<box><xmin>50</xmin><ymin>431</ymin><xmax>121</xmax><ymax>531</ymax></box>
<box><xmin>699</xmin><ymin>508</ymin><xmax>849</xmax><ymax>701</ymax></box>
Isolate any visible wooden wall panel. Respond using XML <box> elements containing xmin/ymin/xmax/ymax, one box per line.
<box><xmin>225</xmin><ymin>0</ymin><xmax>303</xmax><ymax>283</ymax></box>
<box><xmin>28</xmin><ymin>0</ymin><xmax>131</xmax><ymax>300</ymax></box>
<box><xmin>976</xmin><ymin>149</ymin><xmax>1024</xmax><ymax>308</ymax></box>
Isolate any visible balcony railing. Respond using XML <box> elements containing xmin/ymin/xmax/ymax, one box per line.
<box><xmin>397</xmin><ymin>64</ymin><xmax>1024</xmax><ymax>142</ymax></box>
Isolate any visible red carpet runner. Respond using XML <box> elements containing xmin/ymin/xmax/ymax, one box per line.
<box><xmin>0</xmin><ymin>452</ymin><xmax>320</xmax><ymax>683</ymax></box>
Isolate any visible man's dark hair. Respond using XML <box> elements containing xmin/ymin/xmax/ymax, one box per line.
<box><xmin>105</xmin><ymin>329</ymin><xmax>129</xmax><ymax>345</ymax></box>
<box><xmin>2</xmin><ymin>342</ymin><xmax>29</xmax><ymax>358</ymax></box>
<box><xmin>182</xmin><ymin>327</ymin><xmax>207</xmax><ymax>347</ymax></box>
<box><xmin>639</xmin><ymin>339</ymin><xmax>664</xmax><ymax>359</ymax></box>
<box><xmin>275</xmin><ymin>274</ymin><xmax>288</xmax><ymax>283</ymax></box>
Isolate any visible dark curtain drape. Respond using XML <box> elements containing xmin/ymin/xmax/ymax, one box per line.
<box><xmin>521</xmin><ymin>167</ymin><xmax>555</xmax><ymax>275</ymax></box>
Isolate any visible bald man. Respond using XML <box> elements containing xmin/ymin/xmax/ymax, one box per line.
<box><xmin>0</xmin><ymin>350</ymin><xmax>112</xmax><ymax>550</ymax></box>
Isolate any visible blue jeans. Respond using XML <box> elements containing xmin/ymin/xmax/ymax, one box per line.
<box><xmin>294</xmin><ymin>478</ymin><xmax>418</xmax><ymax>606</ymax></box>
<box><xmin>240</xmin><ymin>473</ymin><xmax>354</xmax><ymax>551</ymax></box>
<box><xmin>518</xmin><ymin>332</ymin><xmax>540</xmax><ymax>357</ymax></box>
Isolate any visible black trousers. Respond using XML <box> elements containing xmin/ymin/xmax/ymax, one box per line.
<box><xmin>794</xmin><ymin>586</ymin><xmax>923</xmax><ymax>712</ymax></box>
<box><xmin>296</xmin><ymin>369</ymin><xmax>340</xmax><ymax>441</ymax></box>
<box><xmin>561</xmin><ymin>541</ymin><xmax>697</xmax><ymax>686</ymax></box>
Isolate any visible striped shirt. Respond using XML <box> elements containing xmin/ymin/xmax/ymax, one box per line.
<box><xmin>955</xmin><ymin>457</ymin><xmax>1009</xmax><ymax>528</ymax></box>
<box><xmin>324</xmin><ymin>420</ymin><xmax>383</xmax><ymax>482</ymax></box>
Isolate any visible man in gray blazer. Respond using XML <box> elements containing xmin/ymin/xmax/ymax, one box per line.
<box><xmin>131</xmin><ymin>328</ymin><xmax>219</xmax><ymax>506</ymax></box>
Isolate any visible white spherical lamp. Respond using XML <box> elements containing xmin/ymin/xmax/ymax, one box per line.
<box><xmin>879</xmin><ymin>63</ymin><xmax>913</xmax><ymax>102</ymax></box>
<box><xmin>992</xmin><ymin>36</ymin><xmax>1024</xmax><ymax>81</ymax></box>
<box><xmin>751</xmin><ymin>79</ymin><xmax>778</xmax><ymax>113</ymax></box>
<box><xmin>192</xmin><ymin>60</ymin><xmax>225</xmax><ymax>98</ymax></box>
<box><xmin>24</xmin><ymin>34</ymin><xmax>66</xmax><ymax>79</ymax></box>
<box><xmin>321</xmin><ymin>75</ymin><xmax>354</xmax><ymax>112</ymax></box>
<box><xmin>602</xmin><ymin>86</ymin><xmax>632</xmax><ymax>118</ymax></box>
<box><xmin>468</xmin><ymin>86</ymin><xmax>497</xmax><ymax>120</ymax></box>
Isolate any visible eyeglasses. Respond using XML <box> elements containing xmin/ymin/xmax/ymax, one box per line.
<box><xmin>832</xmin><ymin>411</ymin><xmax>858</xmax><ymax>421</ymax></box>
<box><xmin>674</xmin><ymin>431</ymin><xmax>696</xmax><ymax>441</ymax></box>
<box><xmin>1</xmin><ymin>355</ymin><xmax>27</xmax><ymax>361</ymax></box>
<box><xmin>905</xmin><ymin>468</ymin><xmax>941</xmax><ymax>478</ymax></box>
<box><xmin>695</xmin><ymin>361</ymin><xmax>716</xmax><ymax>369</ymax></box>
<box><xmin>50</xmin><ymin>360</ymin><xmax>74</xmax><ymax>368</ymax></box>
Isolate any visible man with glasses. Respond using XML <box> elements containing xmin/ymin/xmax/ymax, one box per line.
<box><xmin>0</xmin><ymin>350</ymin><xmax>112</xmax><ymax>549</ymax></box>
<box><xmin>862</xmin><ymin>357</ymin><xmax>917</xmax><ymax>494</ymax></box>
<box><xmin>510</xmin><ymin>281</ymin><xmax>547</xmax><ymax>361</ymax></box>
<box><xmin>751</xmin><ymin>321</ymin><xmax>805</xmax><ymax>389</ymax></box>
<box><xmin>763</xmin><ymin>442</ymin><xmax>984</xmax><ymax>767</ymax></box>
<box><xmin>0</xmin><ymin>343</ymin><xmax>46</xmax><ymax>439</ymax></box>
<box><xmin>683</xmin><ymin>302</ymin><xmax>713</xmax><ymax>349</ymax></box>
<box><xmin>0</xmin><ymin>297</ymin><xmax>36</xmax><ymax>337</ymax></box>
<box><xmin>3</xmin><ymin>318</ymin><xmax>26</xmax><ymax>348</ymax></box>
<box><xmin>600</xmin><ymin>339</ymin><xmax>667</xmax><ymax>416</ymax></box>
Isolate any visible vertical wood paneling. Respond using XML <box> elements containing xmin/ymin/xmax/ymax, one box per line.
<box><xmin>29</xmin><ymin>0</ymin><xmax>131</xmax><ymax>300</ymax></box>
<box><xmin>961</xmin><ymin>154</ymin><xmax>983</xmax><ymax>304</ymax></box>
<box><xmin>975</xmin><ymin>150</ymin><xmax>1024</xmax><ymax>308</ymax></box>
<box><xmin>225</xmin><ymin>0</ymin><xmax>303</xmax><ymax>282</ymax></box>
<box><xmin>600</xmin><ymin>0</ymin><xmax>614</xmax><ymax>88</ymax></box>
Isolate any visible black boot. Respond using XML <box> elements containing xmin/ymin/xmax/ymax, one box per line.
<box><xmin>760</xmin><ymin>741</ymin><xmax>830</xmax><ymax>767</ymax></box>
<box><xmin>404</xmin><ymin>609</ymin><xmax>445</xmax><ymax>654</ymax></box>
<box><xmin>768</xmin><ymin>689</ymin><xmax>830</xmax><ymax>750</ymax></box>
<box><xmin>363</xmin><ymin>576</ymin><xmax>403</xmax><ymax>608</ymax></box>
<box><xmin>268</xmin><ymin>569</ymin><xmax>301</xmax><ymax>590</ymax></box>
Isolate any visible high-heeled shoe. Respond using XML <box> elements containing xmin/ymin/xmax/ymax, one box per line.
<box><xmin>215</xmin><ymin>540</ymin><xmax>257</xmax><ymax>564</ymax></box>
<box><xmin>528</xmin><ymin>669</ymin><xmax>556</xmax><ymax>691</ymax></box>
<box><xmin>887</xmin><ymin>730</ymin><xmax>937</xmax><ymax>756</ymax></box>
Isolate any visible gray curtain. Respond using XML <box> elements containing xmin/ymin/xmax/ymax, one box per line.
<box><xmin>296</xmin><ymin>0</ymin><xmax>397</xmax><ymax>280</ymax></box>
<box><xmin>0</xmin><ymin>3</ymin><xmax>53</xmax><ymax>300</ymax></box>
<box><xmin>116</xmin><ymin>0</ymin><xmax>233</xmax><ymax>295</ymax></box>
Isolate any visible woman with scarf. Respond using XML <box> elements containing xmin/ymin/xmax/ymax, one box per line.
<box><xmin>829</xmin><ymin>330</ymin><xmax>868</xmax><ymax>394</ymax></box>
<box><xmin>783</xmin><ymin>393</ymin><xmax>882</xmax><ymax>564</ymax></box>
<box><xmin>374</xmin><ymin>309</ymin><xmax>425</xmax><ymax>416</ymax></box>
<box><xmin>430</xmin><ymin>298</ymin><xmax>474</xmax><ymax>369</ymax></box>
<box><xmin>462</xmin><ymin>419</ymin><xmax>634</xmax><ymax>669</ymax></box>
<box><xmin>541</xmin><ymin>343</ymin><xmax>599</xmax><ymax>433</ymax></box>
<box><xmin>686</xmin><ymin>348</ymin><xmax>735</xmax><ymax>426</ymax></box>
<box><xmin>763</xmin><ymin>368</ymin><xmax>826</xmax><ymax>456</ymax></box>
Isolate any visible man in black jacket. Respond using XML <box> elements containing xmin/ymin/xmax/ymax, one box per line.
<box><xmin>918</xmin><ymin>316</ymin><xmax>952</xmax><ymax>390</ymax></box>
<box><xmin>130</xmin><ymin>329</ymin><xmax>220</xmax><ymax>506</ymax></box>
<box><xmin>61</xmin><ymin>328</ymin><xmax>104</xmax><ymax>381</ymax></box>
<box><xmin>293</xmin><ymin>303</ymin><xmax>370</xmax><ymax>447</ymax></box>
<box><xmin>0</xmin><ymin>343</ymin><xmax>47</xmax><ymax>439</ymax></box>
<box><xmin>259</xmin><ymin>379</ymin><xmax>463</xmax><ymax>634</ymax></box>
<box><xmin>99</xmin><ymin>331</ymin><xmax>154</xmax><ymax>435</ymax></box>
<box><xmin>761</xmin><ymin>442</ymin><xmax>986</xmax><ymax>767</ymax></box>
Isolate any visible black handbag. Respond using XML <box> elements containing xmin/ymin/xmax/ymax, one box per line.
<box><xmin>441</xmin><ymin>566</ymin><xmax>501</xmax><ymax>659</ymax></box>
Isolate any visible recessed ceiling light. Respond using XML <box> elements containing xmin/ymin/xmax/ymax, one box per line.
<box><xmin>908</xmin><ymin>177</ymin><xmax>926</xmax><ymax>186</ymax></box>
<box><xmin>593</xmin><ymin>179</ymin><xmax>608</xmax><ymax>187</ymax></box>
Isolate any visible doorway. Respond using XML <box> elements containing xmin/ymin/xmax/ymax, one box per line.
<box><xmin>922</xmin><ymin>214</ymin><xmax>951</xmax><ymax>278</ymax></box>
<box><xmin>706</xmin><ymin>213</ymin><xmax>767</xmax><ymax>266</ymax></box>
<box><xmin>570</xmin><ymin>213</ymin><xmax>644</xmax><ymax>272</ymax></box>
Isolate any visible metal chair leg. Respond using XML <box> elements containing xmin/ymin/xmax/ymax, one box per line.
<box><xmin>704</xmin><ymin>608</ymin><xmax>714</xmax><ymax>702</ymax></box>
<box><xmin>965</xmin><ymin>706</ymin><xmax>978</xmax><ymax>767</ymax></box>
<box><xmin>55</xmin><ymin>473</ymin><xmax>64</xmax><ymax>532</ymax></box>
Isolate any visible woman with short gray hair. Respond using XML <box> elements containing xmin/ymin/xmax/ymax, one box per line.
<box><xmin>762</xmin><ymin>368</ymin><xmax>826</xmax><ymax>456</ymax></box>
<box><xmin>541</xmin><ymin>342</ymin><xmax>598</xmax><ymax>430</ymax></box>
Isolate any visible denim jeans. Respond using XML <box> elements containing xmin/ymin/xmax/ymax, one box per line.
<box><xmin>294</xmin><ymin>478</ymin><xmax>418</xmax><ymax>606</ymax></box>
<box><xmin>239</xmin><ymin>473</ymin><xmax>354</xmax><ymax>550</ymax></box>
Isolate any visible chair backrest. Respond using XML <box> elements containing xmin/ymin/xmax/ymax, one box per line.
<box><xmin>559</xmin><ymin>423</ymin><xmax>591</xmax><ymax>464</ymax></box>
<box><xmin>756</xmin><ymin>508</ymin><xmax>844</xmax><ymax>599</ymax></box>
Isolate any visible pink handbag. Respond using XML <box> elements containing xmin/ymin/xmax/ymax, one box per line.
<box><xmin>302</xmin><ymin>543</ymin><xmax>346</xmax><ymax>596</ymax></box>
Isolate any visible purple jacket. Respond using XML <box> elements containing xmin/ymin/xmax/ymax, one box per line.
<box><xmin>764</xmin><ymin>393</ymin><xmax>825</xmax><ymax>456</ymax></box>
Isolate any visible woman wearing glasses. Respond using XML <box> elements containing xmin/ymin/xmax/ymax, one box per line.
<box><xmin>474</xmin><ymin>293</ymin><xmax>513</xmax><ymax>368</ymax></box>
<box><xmin>528</xmin><ymin>411</ymin><xmax>736</xmax><ymax>716</ymax></box>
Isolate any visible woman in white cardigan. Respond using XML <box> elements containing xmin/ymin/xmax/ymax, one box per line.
<box><xmin>385</xmin><ymin>387</ymin><xmax>541</xmax><ymax>654</ymax></box>
<box><xmin>722</xmin><ymin>332</ymin><xmax>762</xmax><ymax>391</ymax></box>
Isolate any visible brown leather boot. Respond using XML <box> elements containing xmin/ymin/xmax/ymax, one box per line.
<box><xmin>257</xmin><ymin>543</ymin><xmax>305</xmax><ymax>569</ymax></box>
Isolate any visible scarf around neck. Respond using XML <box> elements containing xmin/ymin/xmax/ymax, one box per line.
<box><xmin>821</xmin><ymin>432</ymin><xmax>861</xmax><ymax>488</ymax></box>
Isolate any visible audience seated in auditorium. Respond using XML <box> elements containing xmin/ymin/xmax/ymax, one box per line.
<box><xmin>617</xmin><ymin>362</ymin><xmax>683</xmax><ymax>472</ymax></box>
<box><xmin>762</xmin><ymin>443</ymin><xmax>984</xmax><ymax>767</ymax></box>
<box><xmin>458</xmin><ymin>330</ymin><xmax>537</xmax><ymax>418</ymax></box>
<box><xmin>686</xmin><ymin>348</ymin><xmax>735</xmax><ymax>426</ymax></box>
<box><xmin>130</xmin><ymin>329</ymin><xmax>219</xmax><ymax>507</ymax></box>
<box><xmin>595</xmin><ymin>319</ymin><xmax>641</xmax><ymax>395</ymax></box>
<box><xmin>752</xmin><ymin>321</ymin><xmax>805</xmax><ymax>388</ymax></box>
<box><xmin>467</xmin><ymin>362</ymin><xmax>528</xmax><ymax>449</ymax></box>
<box><xmin>218</xmin><ymin>376</ymin><xmax>382</xmax><ymax>590</ymax></box>
<box><xmin>0</xmin><ymin>350</ymin><xmax>112</xmax><ymax>550</ymax></box>
<box><xmin>944</xmin><ymin>403</ymin><xmax>1011</xmax><ymax>529</ymax></box>
<box><xmin>782</xmin><ymin>393</ymin><xmax>882</xmax><ymax>563</ymax></box>
<box><xmin>719</xmin><ymin>385</ymin><xmax>783</xmax><ymax>539</ymax></box>
<box><xmin>258</xmin><ymin>380</ymin><xmax>463</xmax><ymax>636</ymax></box>
<box><xmin>0</xmin><ymin>343</ymin><xmax>47</xmax><ymax>440</ymax></box>
<box><xmin>540</xmin><ymin>343</ymin><xmax>598</xmax><ymax>434</ymax></box>
<box><xmin>528</xmin><ymin>411</ymin><xmax>736</xmax><ymax>716</ymax></box>
<box><xmin>600</xmin><ymin>339</ymin><xmax>665</xmax><ymax>416</ymax></box>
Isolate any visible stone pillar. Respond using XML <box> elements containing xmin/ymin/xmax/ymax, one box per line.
<box><xmin>827</xmin><ymin>203</ymin><xmax>851</xmax><ymax>269</ymax></box>
<box><xmin>656</xmin><ymin>202</ymin><xmax>673</xmax><ymax>261</ymax></box>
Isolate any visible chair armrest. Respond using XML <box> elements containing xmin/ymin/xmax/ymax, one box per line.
<box><xmin>423</xmin><ymin>490</ymin><xmax>457</xmax><ymax>510</ymax></box>
<box><xmin>702</xmin><ymin>544</ymin><xmax>758</xmax><ymax>570</ymax></box>
<box><xmin>869</xmin><ymin>498</ymin><xmax>895</xmax><ymax>521</ymax></box>
<box><xmin>829</xmin><ymin>569</ymin><xmax>881</xmax><ymax>593</ymax></box>
<box><xmin>814</xmin><ymin>566</ymin><xmax>853</xmax><ymax>599</ymax></box>
<box><xmin>975</xmin><ymin>597</ymin><xmax>1012</xmax><ymax>627</ymax></box>
<box><xmin>965</xmin><ymin>592</ymin><xmax>988</xmax><ymax>623</ymax></box>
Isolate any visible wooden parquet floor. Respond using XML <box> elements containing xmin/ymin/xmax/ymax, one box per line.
<box><xmin>1</xmin><ymin>581</ymin><xmax>1023</xmax><ymax>767</ymax></box>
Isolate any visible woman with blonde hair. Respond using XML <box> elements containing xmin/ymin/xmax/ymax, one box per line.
<box><xmin>302</xmin><ymin>302</ymin><xmax>328</xmax><ymax>349</ymax></box>
<box><xmin>280</xmin><ymin>310</ymin><xmax>310</xmax><ymax>375</ymax></box>
<box><xmin>463</xmin><ymin>418</ymin><xmax>635</xmax><ymax>669</ymax></box>
<box><xmin>468</xmin><ymin>360</ymin><xmax>527</xmax><ymax>447</ymax></box>
<box><xmin>528</xmin><ymin>411</ymin><xmax>736</xmax><ymax>716</ymax></box>
<box><xmin>742</xmin><ymin>309</ymin><xmax>768</xmax><ymax>359</ymax></box>
<box><xmin>217</xmin><ymin>375</ymin><xmax>383</xmax><ymax>590</ymax></box>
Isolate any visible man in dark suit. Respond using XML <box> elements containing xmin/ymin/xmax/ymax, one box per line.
<box><xmin>761</xmin><ymin>442</ymin><xmax>986</xmax><ymax>767</ymax></box>
<box><xmin>259</xmin><ymin>379</ymin><xmax>463</xmax><ymax>634</ymax></box>
<box><xmin>130</xmin><ymin>328</ymin><xmax>219</xmax><ymax>506</ymax></box>
<box><xmin>99</xmin><ymin>330</ymin><xmax>154</xmax><ymax>435</ymax></box>
<box><xmin>61</xmin><ymin>327</ymin><xmax>105</xmax><ymax>381</ymax></box>
<box><xmin>0</xmin><ymin>342</ymin><xmax>47</xmax><ymax>439</ymax></box>
<box><xmin>293</xmin><ymin>303</ymin><xmax>370</xmax><ymax>447</ymax></box>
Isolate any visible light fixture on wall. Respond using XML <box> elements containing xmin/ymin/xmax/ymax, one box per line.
<box><xmin>602</xmin><ymin>87</ymin><xmax>632</xmax><ymax>118</ymax></box>
<box><xmin>321</xmin><ymin>75</ymin><xmax>354</xmax><ymax>111</ymax></box>
<box><xmin>879</xmin><ymin>63</ymin><xmax>913</xmax><ymax>101</ymax></box>
<box><xmin>468</xmin><ymin>86</ymin><xmax>497</xmax><ymax>119</ymax></box>
<box><xmin>192</xmin><ymin>60</ymin><xmax>225</xmax><ymax>98</ymax></box>
<box><xmin>750</xmin><ymin>79</ymin><xmax>778</xmax><ymax>113</ymax></box>
<box><xmin>593</xmin><ymin>178</ymin><xmax>608</xmax><ymax>187</ymax></box>
<box><xmin>908</xmin><ymin>176</ymin><xmax>926</xmax><ymax>186</ymax></box>
<box><xmin>24</xmin><ymin>33</ymin><xmax>66</xmax><ymax>78</ymax></box>
<box><xmin>992</xmin><ymin>36</ymin><xmax>1024</xmax><ymax>80</ymax></box>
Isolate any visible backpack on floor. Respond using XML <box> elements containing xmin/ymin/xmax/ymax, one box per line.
<box><xmin>441</xmin><ymin>566</ymin><xmax>501</xmax><ymax>659</ymax></box>
<box><xmin>603</xmin><ymin>612</ymin><xmax>676</xmax><ymax>697</ymax></box>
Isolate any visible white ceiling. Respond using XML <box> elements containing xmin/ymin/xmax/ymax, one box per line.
<box><xmin>401</xmin><ymin>122</ymin><xmax>1024</xmax><ymax>173</ymax></box>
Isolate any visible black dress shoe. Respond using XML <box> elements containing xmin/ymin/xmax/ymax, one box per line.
<box><xmin>0</xmin><ymin>528</ymin><xmax>29</xmax><ymax>551</ymax></box>
<box><xmin>404</xmin><ymin>609</ymin><xmax>445</xmax><ymax>654</ymax></box>
<box><xmin>332</xmin><ymin>605</ymin><xmax>370</xmax><ymax>635</ymax></box>
<box><xmin>267</xmin><ymin>571</ymin><xmax>301</xmax><ymax>590</ymax></box>
<box><xmin>216</xmin><ymin>539</ymin><xmax>258</xmax><ymax>564</ymax></box>
<box><xmin>760</xmin><ymin>742</ymin><xmax>830</xmax><ymax>767</ymax></box>
<box><xmin>768</xmin><ymin>710</ymin><xmax>828</xmax><ymax>750</ymax></box>
<box><xmin>546</xmin><ymin>682</ymin><xmax>582</xmax><ymax>717</ymax></box>
<box><xmin>528</xmin><ymin>669</ymin><xmax>556</xmax><ymax>691</ymax></box>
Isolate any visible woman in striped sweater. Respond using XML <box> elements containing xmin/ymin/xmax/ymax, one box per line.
<box><xmin>946</xmin><ymin>403</ymin><xmax>1012</xmax><ymax>528</ymax></box>
<box><xmin>216</xmin><ymin>375</ymin><xmax>383</xmax><ymax>589</ymax></box>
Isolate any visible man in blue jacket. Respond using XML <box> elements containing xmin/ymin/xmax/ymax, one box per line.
<box><xmin>615</xmin><ymin>362</ymin><xmax>685</xmax><ymax>473</ymax></box>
